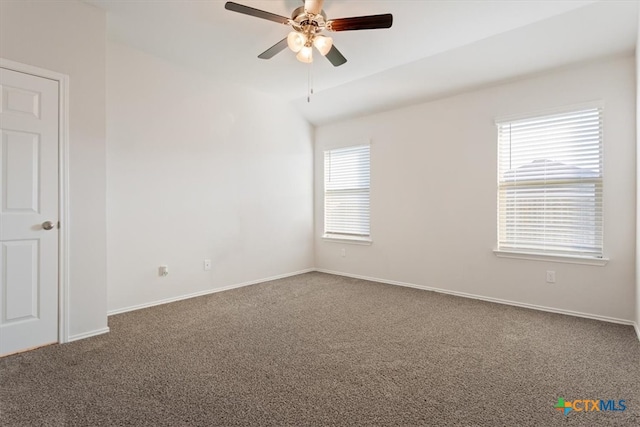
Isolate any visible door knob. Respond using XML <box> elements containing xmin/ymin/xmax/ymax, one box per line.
<box><xmin>42</xmin><ymin>221</ymin><xmax>55</xmax><ymax>231</ymax></box>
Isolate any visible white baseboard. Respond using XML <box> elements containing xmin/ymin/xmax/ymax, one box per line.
<box><xmin>107</xmin><ymin>268</ymin><xmax>315</xmax><ymax>316</ymax></box>
<box><xmin>105</xmin><ymin>267</ymin><xmax>640</xmax><ymax>344</ymax></box>
<box><xmin>67</xmin><ymin>327</ymin><xmax>110</xmax><ymax>342</ymax></box>
<box><xmin>316</xmin><ymin>269</ymin><xmax>637</xmax><ymax>328</ymax></box>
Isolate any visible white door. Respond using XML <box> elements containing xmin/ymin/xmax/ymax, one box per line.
<box><xmin>0</xmin><ymin>68</ymin><xmax>59</xmax><ymax>356</ymax></box>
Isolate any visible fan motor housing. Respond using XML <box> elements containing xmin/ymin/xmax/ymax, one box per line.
<box><xmin>291</xmin><ymin>6</ymin><xmax>327</xmax><ymax>33</ymax></box>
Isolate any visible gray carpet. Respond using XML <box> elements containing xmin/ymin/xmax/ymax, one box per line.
<box><xmin>1</xmin><ymin>272</ymin><xmax>639</xmax><ymax>426</ymax></box>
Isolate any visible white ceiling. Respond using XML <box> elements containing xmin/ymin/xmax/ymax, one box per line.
<box><xmin>87</xmin><ymin>0</ymin><xmax>638</xmax><ymax>125</ymax></box>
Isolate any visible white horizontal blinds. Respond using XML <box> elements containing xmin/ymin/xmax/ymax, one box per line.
<box><xmin>497</xmin><ymin>107</ymin><xmax>603</xmax><ymax>257</ymax></box>
<box><xmin>324</xmin><ymin>145</ymin><xmax>370</xmax><ymax>237</ymax></box>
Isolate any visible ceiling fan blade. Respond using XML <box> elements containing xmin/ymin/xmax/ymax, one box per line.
<box><xmin>258</xmin><ymin>38</ymin><xmax>289</xmax><ymax>60</ymax></box>
<box><xmin>304</xmin><ymin>0</ymin><xmax>324</xmax><ymax>15</ymax></box>
<box><xmin>327</xmin><ymin>14</ymin><xmax>393</xmax><ymax>32</ymax></box>
<box><xmin>325</xmin><ymin>45</ymin><xmax>347</xmax><ymax>67</ymax></box>
<box><xmin>224</xmin><ymin>2</ymin><xmax>289</xmax><ymax>25</ymax></box>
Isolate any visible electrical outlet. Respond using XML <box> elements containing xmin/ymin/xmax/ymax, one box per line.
<box><xmin>159</xmin><ymin>265</ymin><xmax>169</xmax><ymax>277</ymax></box>
<box><xmin>204</xmin><ymin>259</ymin><xmax>212</xmax><ymax>271</ymax></box>
<box><xmin>340</xmin><ymin>248</ymin><xmax>346</xmax><ymax>257</ymax></box>
<box><xmin>546</xmin><ymin>270</ymin><xmax>556</xmax><ymax>283</ymax></box>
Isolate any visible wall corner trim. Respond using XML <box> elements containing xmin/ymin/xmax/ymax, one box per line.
<box><xmin>634</xmin><ymin>322</ymin><xmax>640</xmax><ymax>343</ymax></box>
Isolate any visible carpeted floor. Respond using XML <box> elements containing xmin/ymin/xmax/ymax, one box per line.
<box><xmin>1</xmin><ymin>272</ymin><xmax>639</xmax><ymax>426</ymax></box>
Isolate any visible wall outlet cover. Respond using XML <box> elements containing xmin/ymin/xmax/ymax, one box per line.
<box><xmin>546</xmin><ymin>270</ymin><xmax>556</xmax><ymax>283</ymax></box>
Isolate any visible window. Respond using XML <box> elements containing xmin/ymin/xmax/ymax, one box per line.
<box><xmin>496</xmin><ymin>107</ymin><xmax>603</xmax><ymax>259</ymax></box>
<box><xmin>324</xmin><ymin>145</ymin><xmax>370</xmax><ymax>241</ymax></box>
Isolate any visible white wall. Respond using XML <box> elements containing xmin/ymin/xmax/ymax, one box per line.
<box><xmin>0</xmin><ymin>0</ymin><xmax>108</xmax><ymax>338</ymax></box>
<box><xmin>106</xmin><ymin>42</ymin><xmax>314</xmax><ymax>313</ymax></box>
<box><xmin>315</xmin><ymin>56</ymin><xmax>636</xmax><ymax>322</ymax></box>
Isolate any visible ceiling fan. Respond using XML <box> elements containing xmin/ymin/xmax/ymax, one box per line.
<box><xmin>224</xmin><ymin>0</ymin><xmax>393</xmax><ymax>67</ymax></box>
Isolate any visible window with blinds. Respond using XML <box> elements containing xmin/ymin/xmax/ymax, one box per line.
<box><xmin>497</xmin><ymin>107</ymin><xmax>603</xmax><ymax>258</ymax></box>
<box><xmin>324</xmin><ymin>145</ymin><xmax>370</xmax><ymax>239</ymax></box>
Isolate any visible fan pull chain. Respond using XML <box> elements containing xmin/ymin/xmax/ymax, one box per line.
<box><xmin>307</xmin><ymin>61</ymin><xmax>314</xmax><ymax>103</ymax></box>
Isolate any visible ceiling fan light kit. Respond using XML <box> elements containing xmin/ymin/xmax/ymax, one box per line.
<box><xmin>296</xmin><ymin>45</ymin><xmax>314</xmax><ymax>64</ymax></box>
<box><xmin>313</xmin><ymin>36</ymin><xmax>333</xmax><ymax>57</ymax></box>
<box><xmin>287</xmin><ymin>32</ymin><xmax>305</xmax><ymax>53</ymax></box>
<box><xmin>224</xmin><ymin>0</ymin><xmax>393</xmax><ymax>67</ymax></box>
<box><xmin>287</xmin><ymin>31</ymin><xmax>333</xmax><ymax>62</ymax></box>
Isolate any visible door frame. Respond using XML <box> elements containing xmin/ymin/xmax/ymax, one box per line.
<box><xmin>1</xmin><ymin>58</ymin><xmax>70</xmax><ymax>344</ymax></box>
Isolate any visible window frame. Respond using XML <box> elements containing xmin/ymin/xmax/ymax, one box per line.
<box><xmin>493</xmin><ymin>103</ymin><xmax>608</xmax><ymax>266</ymax></box>
<box><xmin>322</xmin><ymin>143</ymin><xmax>372</xmax><ymax>245</ymax></box>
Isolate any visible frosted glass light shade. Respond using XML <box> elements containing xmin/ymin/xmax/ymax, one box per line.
<box><xmin>313</xmin><ymin>36</ymin><xmax>333</xmax><ymax>56</ymax></box>
<box><xmin>296</xmin><ymin>45</ymin><xmax>313</xmax><ymax>63</ymax></box>
<box><xmin>287</xmin><ymin>32</ymin><xmax>305</xmax><ymax>52</ymax></box>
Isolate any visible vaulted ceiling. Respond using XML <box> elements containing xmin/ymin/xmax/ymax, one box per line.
<box><xmin>87</xmin><ymin>0</ymin><xmax>638</xmax><ymax>125</ymax></box>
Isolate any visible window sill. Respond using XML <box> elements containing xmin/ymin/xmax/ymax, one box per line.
<box><xmin>322</xmin><ymin>234</ymin><xmax>373</xmax><ymax>245</ymax></box>
<box><xmin>493</xmin><ymin>250</ymin><xmax>608</xmax><ymax>266</ymax></box>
